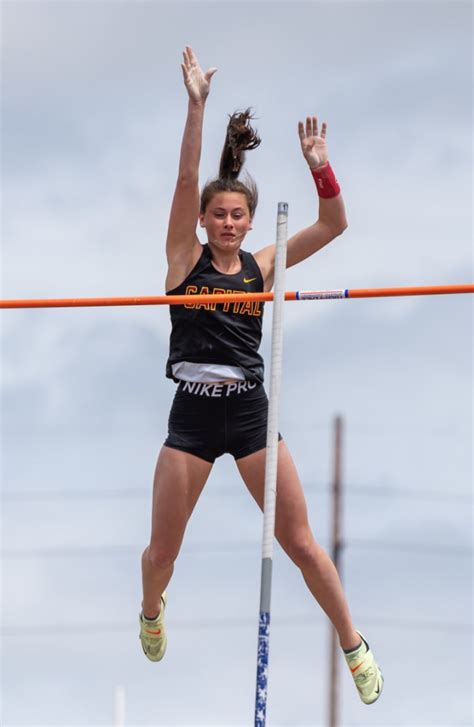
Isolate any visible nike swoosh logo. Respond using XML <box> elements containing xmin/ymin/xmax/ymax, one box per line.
<box><xmin>145</xmin><ymin>629</ymin><xmax>161</xmax><ymax>635</ymax></box>
<box><xmin>243</xmin><ymin>277</ymin><xmax>257</xmax><ymax>283</ymax></box>
<box><xmin>350</xmin><ymin>658</ymin><xmax>367</xmax><ymax>673</ymax></box>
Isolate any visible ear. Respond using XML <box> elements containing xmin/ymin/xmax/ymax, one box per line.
<box><xmin>199</xmin><ymin>213</ymin><xmax>205</xmax><ymax>228</ymax></box>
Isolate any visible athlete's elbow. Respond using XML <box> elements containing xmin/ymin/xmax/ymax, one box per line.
<box><xmin>319</xmin><ymin>213</ymin><xmax>348</xmax><ymax>240</ymax></box>
<box><xmin>331</xmin><ymin>217</ymin><xmax>348</xmax><ymax>238</ymax></box>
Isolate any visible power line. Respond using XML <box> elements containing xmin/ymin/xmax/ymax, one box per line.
<box><xmin>1</xmin><ymin>615</ymin><xmax>472</xmax><ymax>638</ymax></box>
<box><xmin>1</xmin><ymin>484</ymin><xmax>471</xmax><ymax>502</ymax></box>
<box><xmin>1</xmin><ymin>538</ymin><xmax>471</xmax><ymax>559</ymax></box>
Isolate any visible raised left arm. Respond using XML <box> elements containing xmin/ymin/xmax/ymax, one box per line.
<box><xmin>255</xmin><ymin>116</ymin><xmax>347</xmax><ymax>290</ymax></box>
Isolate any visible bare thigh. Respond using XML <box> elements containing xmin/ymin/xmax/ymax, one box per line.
<box><xmin>235</xmin><ymin>440</ymin><xmax>312</xmax><ymax>553</ymax></box>
<box><xmin>148</xmin><ymin>445</ymin><xmax>213</xmax><ymax>561</ymax></box>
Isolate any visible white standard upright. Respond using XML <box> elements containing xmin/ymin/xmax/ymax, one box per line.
<box><xmin>254</xmin><ymin>202</ymin><xmax>288</xmax><ymax>727</ymax></box>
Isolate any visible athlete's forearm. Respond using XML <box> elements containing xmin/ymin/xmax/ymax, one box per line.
<box><xmin>177</xmin><ymin>99</ymin><xmax>206</xmax><ymax>183</ymax></box>
<box><xmin>317</xmin><ymin>192</ymin><xmax>348</xmax><ymax>235</ymax></box>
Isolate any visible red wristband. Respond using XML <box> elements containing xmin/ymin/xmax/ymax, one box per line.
<box><xmin>310</xmin><ymin>161</ymin><xmax>341</xmax><ymax>198</ymax></box>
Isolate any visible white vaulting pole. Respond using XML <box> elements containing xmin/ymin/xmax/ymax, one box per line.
<box><xmin>254</xmin><ymin>202</ymin><xmax>288</xmax><ymax>726</ymax></box>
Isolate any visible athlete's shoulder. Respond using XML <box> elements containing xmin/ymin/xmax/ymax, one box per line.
<box><xmin>240</xmin><ymin>247</ymin><xmax>259</xmax><ymax>264</ymax></box>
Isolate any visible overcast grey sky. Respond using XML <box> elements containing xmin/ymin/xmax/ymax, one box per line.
<box><xmin>1</xmin><ymin>1</ymin><xmax>472</xmax><ymax>726</ymax></box>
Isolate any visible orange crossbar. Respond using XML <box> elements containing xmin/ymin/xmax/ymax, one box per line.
<box><xmin>0</xmin><ymin>284</ymin><xmax>472</xmax><ymax>309</ymax></box>
<box><xmin>347</xmin><ymin>284</ymin><xmax>474</xmax><ymax>299</ymax></box>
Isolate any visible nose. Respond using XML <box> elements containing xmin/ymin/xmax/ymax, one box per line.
<box><xmin>223</xmin><ymin>215</ymin><xmax>234</xmax><ymax>228</ymax></box>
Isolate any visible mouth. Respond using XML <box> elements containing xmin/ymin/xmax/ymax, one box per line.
<box><xmin>221</xmin><ymin>233</ymin><xmax>236</xmax><ymax>240</ymax></box>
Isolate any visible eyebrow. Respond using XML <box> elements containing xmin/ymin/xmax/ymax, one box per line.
<box><xmin>212</xmin><ymin>206</ymin><xmax>245</xmax><ymax>212</ymax></box>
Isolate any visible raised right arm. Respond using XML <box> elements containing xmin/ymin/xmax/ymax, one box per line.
<box><xmin>165</xmin><ymin>47</ymin><xmax>217</xmax><ymax>291</ymax></box>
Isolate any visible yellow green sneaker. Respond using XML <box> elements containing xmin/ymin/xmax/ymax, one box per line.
<box><xmin>139</xmin><ymin>591</ymin><xmax>167</xmax><ymax>662</ymax></box>
<box><xmin>344</xmin><ymin>631</ymin><xmax>383</xmax><ymax>704</ymax></box>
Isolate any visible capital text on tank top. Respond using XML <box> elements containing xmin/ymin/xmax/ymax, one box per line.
<box><xmin>183</xmin><ymin>285</ymin><xmax>262</xmax><ymax>316</ymax></box>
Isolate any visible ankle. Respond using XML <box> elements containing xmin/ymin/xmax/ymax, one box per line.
<box><xmin>142</xmin><ymin>612</ymin><xmax>159</xmax><ymax>622</ymax></box>
<box><xmin>340</xmin><ymin>630</ymin><xmax>363</xmax><ymax>653</ymax></box>
<box><xmin>142</xmin><ymin>603</ymin><xmax>161</xmax><ymax>621</ymax></box>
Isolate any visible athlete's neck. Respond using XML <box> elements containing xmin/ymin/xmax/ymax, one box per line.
<box><xmin>207</xmin><ymin>243</ymin><xmax>242</xmax><ymax>275</ymax></box>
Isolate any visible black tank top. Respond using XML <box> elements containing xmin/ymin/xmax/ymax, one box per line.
<box><xmin>166</xmin><ymin>244</ymin><xmax>265</xmax><ymax>383</ymax></box>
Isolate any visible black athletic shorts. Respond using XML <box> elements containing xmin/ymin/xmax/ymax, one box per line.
<box><xmin>164</xmin><ymin>380</ymin><xmax>282</xmax><ymax>463</ymax></box>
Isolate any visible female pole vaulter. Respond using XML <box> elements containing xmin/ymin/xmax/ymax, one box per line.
<box><xmin>139</xmin><ymin>46</ymin><xmax>383</xmax><ymax>706</ymax></box>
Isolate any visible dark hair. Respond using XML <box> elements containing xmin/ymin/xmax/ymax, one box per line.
<box><xmin>200</xmin><ymin>108</ymin><xmax>261</xmax><ymax>217</ymax></box>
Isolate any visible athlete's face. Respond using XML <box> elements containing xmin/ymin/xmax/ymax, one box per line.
<box><xmin>199</xmin><ymin>192</ymin><xmax>252</xmax><ymax>250</ymax></box>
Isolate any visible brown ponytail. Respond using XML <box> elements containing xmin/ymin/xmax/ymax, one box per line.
<box><xmin>219</xmin><ymin>109</ymin><xmax>261</xmax><ymax>179</ymax></box>
<box><xmin>200</xmin><ymin>109</ymin><xmax>261</xmax><ymax>217</ymax></box>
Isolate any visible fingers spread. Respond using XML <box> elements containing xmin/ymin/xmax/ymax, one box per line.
<box><xmin>299</xmin><ymin>116</ymin><xmax>328</xmax><ymax>140</ymax></box>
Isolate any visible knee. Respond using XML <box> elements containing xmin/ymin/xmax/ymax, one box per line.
<box><xmin>143</xmin><ymin>544</ymin><xmax>178</xmax><ymax>571</ymax></box>
<box><xmin>281</xmin><ymin>530</ymin><xmax>318</xmax><ymax>569</ymax></box>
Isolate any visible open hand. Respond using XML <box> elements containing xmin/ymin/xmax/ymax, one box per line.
<box><xmin>298</xmin><ymin>116</ymin><xmax>328</xmax><ymax>169</ymax></box>
<box><xmin>181</xmin><ymin>46</ymin><xmax>217</xmax><ymax>103</ymax></box>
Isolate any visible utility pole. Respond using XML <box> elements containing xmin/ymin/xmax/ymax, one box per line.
<box><xmin>328</xmin><ymin>415</ymin><xmax>343</xmax><ymax>727</ymax></box>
